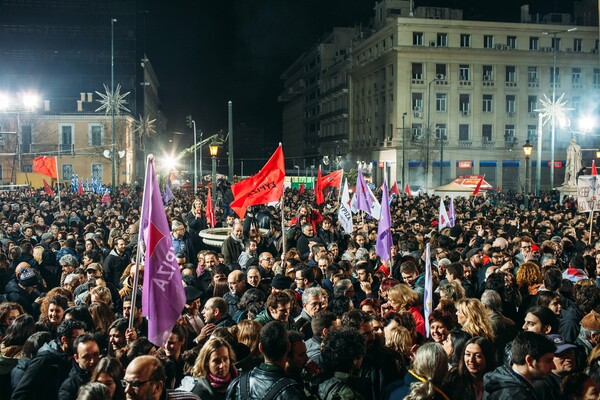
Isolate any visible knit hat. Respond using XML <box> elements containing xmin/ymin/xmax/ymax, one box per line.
<box><xmin>19</xmin><ymin>268</ymin><xmax>39</xmax><ymax>287</ymax></box>
<box><xmin>271</xmin><ymin>275</ymin><xmax>293</xmax><ymax>290</ymax></box>
<box><xmin>581</xmin><ymin>311</ymin><xmax>600</xmax><ymax>331</ymax></box>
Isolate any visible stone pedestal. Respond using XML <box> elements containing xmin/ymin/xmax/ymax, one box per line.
<box><xmin>557</xmin><ymin>185</ymin><xmax>578</xmax><ymax>204</ymax></box>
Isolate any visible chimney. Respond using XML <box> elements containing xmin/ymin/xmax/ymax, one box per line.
<box><xmin>80</xmin><ymin>92</ymin><xmax>85</xmax><ymax>102</ymax></box>
<box><xmin>44</xmin><ymin>100</ymin><xmax>50</xmax><ymax>112</ymax></box>
<box><xmin>87</xmin><ymin>92</ymin><xmax>93</xmax><ymax>102</ymax></box>
<box><xmin>77</xmin><ymin>100</ymin><xmax>83</xmax><ymax>112</ymax></box>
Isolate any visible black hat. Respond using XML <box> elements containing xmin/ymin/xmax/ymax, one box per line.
<box><xmin>19</xmin><ymin>268</ymin><xmax>39</xmax><ymax>287</ymax></box>
<box><xmin>184</xmin><ymin>286</ymin><xmax>202</xmax><ymax>303</ymax></box>
<box><xmin>465</xmin><ymin>248</ymin><xmax>482</xmax><ymax>260</ymax></box>
<box><xmin>271</xmin><ymin>274</ymin><xmax>293</xmax><ymax>290</ymax></box>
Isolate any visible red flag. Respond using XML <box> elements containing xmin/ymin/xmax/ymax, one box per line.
<box><xmin>320</xmin><ymin>169</ymin><xmax>343</xmax><ymax>189</ymax></box>
<box><xmin>102</xmin><ymin>189</ymin><xmax>111</xmax><ymax>204</ymax></box>
<box><xmin>404</xmin><ymin>182</ymin><xmax>412</xmax><ymax>197</ymax></box>
<box><xmin>42</xmin><ymin>179</ymin><xmax>54</xmax><ymax>196</ymax></box>
<box><xmin>472</xmin><ymin>178</ymin><xmax>483</xmax><ymax>195</ymax></box>
<box><xmin>315</xmin><ymin>166</ymin><xmax>324</xmax><ymax>205</ymax></box>
<box><xmin>32</xmin><ymin>156</ymin><xmax>57</xmax><ymax>179</ymax></box>
<box><xmin>77</xmin><ymin>180</ymin><xmax>84</xmax><ymax>195</ymax></box>
<box><xmin>391</xmin><ymin>181</ymin><xmax>400</xmax><ymax>196</ymax></box>
<box><xmin>230</xmin><ymin>145</ymin><xmax>285</xmax><ymax>218</ymax></box>
<box><xmin>298</xmin><ymin>183</ymin><xmax>305</xmax><ymax>195</ymax></box>
<box><xmin>592</xmin><ymin>160</ymin><xmax>597</xmax><ymax>176</ymax></box>
<box><xmin>206</xmin><ymin>188</ymin><xmax>216</xmax><ymax>228</ymax></box>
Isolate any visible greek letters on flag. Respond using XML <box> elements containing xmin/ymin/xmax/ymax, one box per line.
<box><xmin>338</xmin><ymin>179</ymin><xmax>353</xmax><ymax>234</ymax></box>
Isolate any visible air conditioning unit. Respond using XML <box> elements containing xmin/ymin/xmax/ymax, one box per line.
<box><xmin>413</xmin><ymin>111</ymin><xmax>422</xmax><ymax>118</ymax></box>
<box><xmin>495</xmin><ymin>44</ymin><xmax>504</xmax><ymax>50</ymax></box>
<box><xmin>430</xmin><ymin>41</ymin><xmax>436</xmax><ymax>47</ymax></box>
<box><xmin>483</xmin><ymin>75</ymin><xmax>491</xmax><ymax>81</ymax></box>
<box><xmin>436</xmin><ymin>74</ymin><xmax>445</xmax><ymax>80</ymax></box>
<box><xmin>460</xmin><ymin>75</ymin><xmax>467</xmax><ymax>81</ymax></box>
<box><xmin>414</xmin><ymin>106</ymin><xmax>422</xmax><ymax>112</ymax></box>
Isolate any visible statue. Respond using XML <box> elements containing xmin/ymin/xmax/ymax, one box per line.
<box><xmin>563</xmin><ymin>137</ymin><xmax>582</xmax><ymax>187</ymax></box>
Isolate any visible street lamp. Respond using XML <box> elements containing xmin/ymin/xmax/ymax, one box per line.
<box><xmin>294</xmin><ymin>165</ymin><xmax>299</xmax><ymax>177</ymax></box>
<box><xmin>186</xmin><ymin>115</ymin><xmax>201</xmax><ymax>194</ymax></box>
<box><xmin>111</xmin><ymin>17</ymin><xmax>117</xmax><ymax>189</ymax></box>
<box><xmin>427</xmin><ymin>77</ymin><xmax>442</xmax><ymax>187</ymax></box>
<box><xmin>596</xmin><ymin>149</ymin><xmax>600</xmax><ymax>159</ymax></box>
<box><xmin>543</xmin><ymin>27</ymin><xmax>577</xmax><ymax>191</ymax></box>
<box><xmin>209</xmin><ymin>139</ymin><xmax>219</xmax><ymax>214</ymax></box>
<box><xmin>523</xmin><ymin>140</ymin><xmax>533</xmax><ymax>209</ymax></box>
<box><xmin>401</xmin><ymin>112</ymin><xmax>407</xmax><ymax>189</ymax></box>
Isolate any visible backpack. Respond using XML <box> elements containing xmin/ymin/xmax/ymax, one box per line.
<box><xmin>239</xmin><ymin>371</ymin><xmax>298</xmax><ymax>400</ymax></box>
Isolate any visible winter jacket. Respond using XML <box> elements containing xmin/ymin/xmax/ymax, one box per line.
<box><xmin>222</xmin><ymin>235</ymin><xmax>244</xmax><ymax>268</ymax></box>
<box><xmin>4</xmin><ymin>280</ymin><xmax>39</xmax><ymax>318</ymax></box>
<box><xmin>226</xmin><ymin>363</ymin><xmax>306</xmax><ymax>400</ymax></box>
<box><xmin>223</xmin><ymin>291</ymin><xmax>242</xmax><ymax>318</ymax></box>
<box><xmin>254</xmin><ymin>309</ymin><xmax>296</xmax><ymax>331</ymax></box>
<box><xmin>560</xmin><ymin>305</ymin><xmax>585</xmax><ymax>343</ymax></box>
<box><xmin>103</xmin><ymin>249</ymin><xmax>128</xmax><ymax>288</ymax></box>
<box><xmin>483</xmin><ymin>365</ymin><xmax>540</xmax><ymax>400</ymax></box>
<box><xmin>58</xmin><ymin>362</ymin><xmax>90</xmax><ymax>400</ymax></box>
<box><xmin>318</xmin><ymin>372</ymin><xmax>366</xmax><ymax>400</ymax></box>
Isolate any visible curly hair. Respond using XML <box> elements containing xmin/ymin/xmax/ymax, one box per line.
<box><xmin>321</xmin><ymin>327</ymin><xmax>366</xmax><ymax>374</ymax></box>
<box><xmin>456</xmin><ymin>299</ymin><xmax>495</xmax><ymax>341</ymax></box>
<box><xmin>516</xmin><ymin>261</ymin><xmax>542</xmax><ymax>292</ymax></box>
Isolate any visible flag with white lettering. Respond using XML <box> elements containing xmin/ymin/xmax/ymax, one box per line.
<box><xmin>230</xmin><ymin>145</ymin><xmax>285</xmax><ymax>218</ymax></box>
<box><xmin>438</xmin><ymin>198</ymin><xmax>451</xmax><ymax>231</ymax></box>
<box><xmin>424</xmin><ymin>243</ymin><xmax>433</xmax><ymax>338</ymax></box>
<box><xmin>338</xmin><ymin>179</ymin><xmax>353</xmax><ymax>234</ymax></box>
<box><xmin>448</xmin><ymin>197</ymin><xmax>456</xmax><ymax>228</ymax></box>
<box><xmin>141</xmin><ymin>155</ymin><xmax>186</xmax><ymax>346</ymax></box>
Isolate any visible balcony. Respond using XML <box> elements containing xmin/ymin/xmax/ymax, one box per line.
<box><xmin>29</xmin><ymin>143</ymin><xmax>74</xmax><ymax>155</ymax></box>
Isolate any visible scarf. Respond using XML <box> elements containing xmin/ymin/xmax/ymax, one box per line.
<box><xmin>208</xmin><ymin>366</ymin><xmax>238</xmax><ymax>393</ymax></box>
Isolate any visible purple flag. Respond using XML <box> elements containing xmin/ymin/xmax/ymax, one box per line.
<box><xmin>448</xmin><ymin>197</ymin><xmax>456</xmax><ymax>228</ymax></box>
<box><xmin>141</xmin><ymin>155</ymin><xmax>186</xmax><ymax>346</ymax></box>
<box><xmin>163</xmin><ymin>181</ymin><xmax>174</xmax><ymax>205</ymax></box>
<box><xmin>375</xmin><ymin>181</ymin><xmax>393</xmax><ymax>262</ymax></box>
<box><xmin>354</xmin><ymin>170</ymin><xmax>373</xmax><ymax>214</ymax></box>
<box><xmin>424</xmin><ymin>243</ymin><xmax>433</xmax><ymax>337</ymax></box>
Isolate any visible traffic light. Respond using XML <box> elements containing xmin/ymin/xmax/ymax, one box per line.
<box><xmin>186</xmin><ymin>115</ymin><xmax>193</xmax><ymax>128</ymax></box>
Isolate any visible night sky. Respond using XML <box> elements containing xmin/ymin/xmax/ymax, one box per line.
<box><xmin>143</xmin><ymin>0</ymin><xmax>579</xmax><ymax>143</ymax></box>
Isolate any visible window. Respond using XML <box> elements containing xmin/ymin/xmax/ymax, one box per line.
<box><xmin>411</xmin><ymin>63</ymin><xmax>423</xmax><ymax>80</ymax></box>
<box><xmin>506</xmin><ymin>66</ymin><xmax>516</xmax><ymax>83</ymax></box>
<box><xmin>572</xmin><ymin>96</ymin><xmax>580</xmax><ymax>113</ymax></box>
<box><xmin>483</xmin><ymin>95</ymin><xmax>493</xmax><ymax>113</ymax></box>
<box><xmin>528</xmin><ymin>66</ymin><xmax>538</xmax><ymax>83</ymax></box>
<box><xmin>507</xmin><ymin>36</ymin><xmax>517</xmax><ymax>49</ymax></box>
<box><xmin>528</xmin><ymin>96</ymin><xmax>537</xmax><ymax>113</ymax></box>
<box><xmin>436</xmin><ymin>93</ymin><xmax>447</xmax><ymax>112</ymax></box>
<box><xmin>435</xmin><ymin>124</ymin><xmax>447</xmax><ymax>140</ymax></box>
<box><xmin>527</xmin><ymin>125</ymin><xmax>537</xmax><ymax>141</ymax></box>
<box><xmin>0</xmin><ymin>165</ymin><xmax>3</xmax><ymax>180</ymax></box>
<box><xmin>460</xmin><ymin>34</ymin><xmax>471</xmax><ymax>48</ymax></box>
<box><xmin>89</xmin><ymin>124</ymin><xmax>103</xmax><ymax>146</ymax></box>
<box><xmin>529</xmin><ymin>37</ymin><xmax>539</xmax><ymax>50</ymax></box>
<box><xmin>483</xmin><ymin>35</ymin><xmax>494</xmax><ymax>49</ymax></box>
<box><xmin>59</xmin><ymin>124</ymin><xmax>74</xmax><ymax>154</ymax></box>
<box><xmin>412</xmin><ymin>123</ymin><xmax>423</xmax><ymax>140</ymax></box>
<box><xmin>435</xmin><ymin>64</ymin><xmax>447</xmax><ymax>79</ymax></box>
<box><xmin>572</xmin><ymin>68</ymin><xmax>582</xmax><ymax>85</ymax></box>
<box><xmin>506</xmin><ymin>95</ymin><xmax>516</xmax><ymax>114</ymax></box>
<box><xmin>483</xmin><ymin>65</ymin><xmax>493</xmax><ymax>81</ymax></box>
<box><xmin>62</xmin><ymin>164</ymin><xmax>74</xmax><ymax>181</ymax></box>
<box><xmin>459</xmin><ymin>65</ymin><xmax>470</xmax><ymax>81</ymax></box>
<box><xmin>573</xmin><ymin>38</ymin><xmax>582</xmax><ymax>52</ymax></box>
<box><xmin>413</xmin><ymin>32</ymin><xmax>424</xmax><ymax>46</ymax></box>
<box><xmin>91</xmin><ymin>163</ymin><xmax>103</xmax><ymax>181</ymax></box>
<box><xmin>504</xmin><ymin>125</ymin><xmax>515</xmax><ymax>140</ymax></box>
<box><xmin>459</xmin><ymin>94</ymin><xmax>470</xmax><ymax>113</ymax></box>
<box><xmin>459</xmin><ymin>124</ymin><xmax>470</xmax><ymax>141</ymax></box>
<box><xmin>482</xmin><ymin>125</ymin><xmax>493</xmax><ymax>142</ymax></box>
<box><xmin>594</xmin><ymin>69</ymin><xmax>600</xmax><ymax>87</ymax></box>
<box><xmin>412</xmin><ymin>93</ymin><xmax>423</xmax><ymax>111</ymax></box>
<box><xmin>551</xmin><ymin>67</ymin><xmax>560</xmax><ymax>86</ymax></box>
<box><xmin>437</xmin><ymin>33</ymin><xmax>447</xmax><ymax>47</ymax></box>
<box><xmin>552</xmin><ymin>37</ymin><xmax>561</xmax><ymax>51</ymax></box>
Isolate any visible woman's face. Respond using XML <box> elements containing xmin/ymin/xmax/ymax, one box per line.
<box><xmin>322</xmin><ymin>220</ymin><xmax>331</xmax><ymax>230</ymax></box>
<box><xmin>442</xmin><ymin>333</ymin><xmax>453</xmax><ymax>357</ymax></box>
<box><xmin>388</xmin><ymin>297</ymin><xmax>402</xmax><ymax>312</ymax></box>
<box><xmin>4</xmin><ymin>309</ymin><xmax>20</xmax><ymax>326</ymax></box>
<box><xmin>430</xmin><ymin>321</ymin><xmax>449</xmax><ymax>344</ymax></box>
<box><xmin>547</xmin><ymin>297</ymin><xmax>562</xmax><ymax>315</ymax></box>
<box><xmin>48</xmin><ymin>304</ymin><xmax>64</xmax><ymax>326</ymax></box>
<box><xmin>96</xmin><ymin>372</ymin><xmax>117</xmax><ymax>398</ymax></box>
<box><xmin>85</xmin><ymin>241</ymin><xmax>94</xmax><ymax>251</ymax></box>
<box><xmin>464</xmin><ymin>343</ymin><xmax>486</xmax><ymax>376</ymax></box>
<box><xmin>208</xmin><ymin>346</ymin><xmax>231</xmax><ymax>379</ymax></box>
<box><xmin>456</xmin><ymin>308</ymin><xmax>467</xmax><ymax>325</ymax></box>
<box><xmin>361</xmin><ymin>304</ymin><xmax>377</xmax><ymax>316</ymax></box>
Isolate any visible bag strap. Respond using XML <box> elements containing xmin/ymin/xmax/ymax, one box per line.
<box><xmin>322</xmin><ymin>380</ymin><xmax>344</xmax><ymax>400</ymax></box>
<box><xmin>239</xmin><ymin>372</ymin><xmax>251</xmax><ymax>400</ymax></box>
<box><xmin>262</xmin><ymin>377</ymin><xmax>297</xmax><ymax>400</ymax></box>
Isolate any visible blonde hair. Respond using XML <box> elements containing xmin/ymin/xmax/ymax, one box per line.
<box><xmin>89</xmin><ymin>286</ymin><xmax>112</xmax><ymax>305</ymax></box>
<box><xmin>236</xmin><ymin>320</ymin><xmax>262</xmax><ymax>357</ymax></box>
<box><xmin>456</xmin><ymin>298</ymin><xmax>495</xmax><ymax>341</ymax></box>
<box><xmin>33</xmin><ymin>246</ymin><xmax>45</xmax><ymax>264</ymax></box>
<box><xmin>385</xmin><ymin>325</ymin><xmax>412</xmax><ymax>357</ymax></box>
<box><xmin>516</xmin><ymin>261</ymin><xmax>542</xmax><ymax>291</ymax></box>
<box><xmin>388</xmin><ymin>284</ymin><xmax>419</xmax><ymax>309</ymax></box>
<box><xmin>192</xmin><ymin>338</ymin><xmax>235</xmax><ymax>378</ymax></box>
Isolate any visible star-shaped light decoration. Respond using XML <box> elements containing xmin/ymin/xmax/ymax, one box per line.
<box><xmin>534</xmin><ymin>93</ymin><xmax>573</xmax><ymax>127</ymax></box>
<box><xmin>134</xmin><ymin>114</ymin><xmax>157</xmax><ymax>142</ymax></box>
<box><xmin>95</xmin><ymin>84</ymin><xmax>131</xmax><ymax>115</ymax></box>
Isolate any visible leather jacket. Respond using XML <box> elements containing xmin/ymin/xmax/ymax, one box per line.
<box><xmin>226</xmin><ymin>363</ymin><xmax>306</xmax><ymax>400</ymax></box>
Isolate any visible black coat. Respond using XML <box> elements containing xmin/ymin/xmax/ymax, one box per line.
<box><xmin>483</xmin><ymin>365</ymin><xmax>540</xmax><ymax>400</ymax></box>
<box><xmin>191</xmin><ymin>377</ymin><xmax>226</xmax><ymax>400</ymax></box>
<box><xmin>226</xmin><ymin>364</ymin><xmax>306</xmax><ymax>400</ymax></box>
<box><xmin>58</xmin><ymin>362</ymin><xmax>90</xmax><ymax>400</ymax></box>
<box><xmin>4</xmin><ymin>280</ymin><xmax>39</xmax><ymax>319</ymax></box>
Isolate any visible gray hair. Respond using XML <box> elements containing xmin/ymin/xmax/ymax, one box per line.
<box><xmin>438</xmin><ymin>258</ymin><xmax>452</xmax><ymax>268</ymax></box>
<box><xmin>333</xmin><ymin>279</ymin><xmax>353</xmax><ymax>298</ymax></box>
<box><xmin>302</xmin><ymin>287</ymin><xmax>323</xmax><ymax>305</ymax></box>
<box><xmin>405</xmin><ymin>343</ymin><xmax>448</xmax><ymax>400</ymax></box>
<box><xmin>171</xmin><ymin>220</ymin><xmax>183</xmax><ymax>231</ymax></box>
<box><xmin>59</xmin><ymin>254</ymin><xmax>78</xmax><ymax>267</ymax></box>
<box><xmin>64</xmin><ymin>273</ymin><xmax>80</xmax><ymax>286</ymax></box>
<box><xmin>481</xmin><ymin>290</ymin><xmax>503</xmax><ymax>312</ymax></box>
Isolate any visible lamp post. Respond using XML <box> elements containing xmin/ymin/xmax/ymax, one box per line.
<box><xmin>427</xmin><ymin>77</ymin><xmax>441</xmax><ymax>187</ymax></box>
<box><xmin>543</xmin><ymin>27</ymin><xmax>577</xmax><ymax>191</ymax></box>
<box><xmin>209</xmin><ymin>139</ymin><xmax>219</xmax><ymax>215</ymax></box>
<box><xmin>401</xmin><ymin>112</ymin><xmax>407</xmax><ymax>189</ymax></box>
<box><xmin>294</xmin><ymin>165</ymin><xmax>299</xmax><ymax>177</ymax></box>
<box><xmin>186</xmin><ymin>115</ymin><xmax>200</xmax><ymax>194</ymax></box>
<box><xmin>523</xmin><ymin>140</ymin><xmax>533</xmax><ymax>209</ymax></box>
<box><xmin>536</xmin><ymin>113</ymin><xmax>543</xmax><ymax>196</ymax></box>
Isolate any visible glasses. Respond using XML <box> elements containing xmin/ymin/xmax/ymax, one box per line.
<box><xmin>121</xmin><ymin>379</ymin><xmax>156</xmax><ymax>389</ymax></box>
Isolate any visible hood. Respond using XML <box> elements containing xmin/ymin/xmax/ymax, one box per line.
<box><xmin>4</xmin><ymin>279</ymin><xmax>24</xmax><ymax>295</ymax></box>
<box><xmin>483</xmin><ymin>365</ymin><xmax>526</xmax><ymax>394</ymax></box>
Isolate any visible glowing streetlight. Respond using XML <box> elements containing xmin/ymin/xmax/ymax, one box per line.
<box><xmin>523</xmin><ymin>140</ymin><xmax>533</xmax><ymax>209</ymax></box>
<box><xmin>209</xmin><ymin>139</ymin><xmax>219</xmax><ymax>212</ymax></box>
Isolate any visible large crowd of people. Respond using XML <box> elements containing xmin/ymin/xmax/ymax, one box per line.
<box><xmin>0</xmin><ymin>182</ymin><xmax>599</xmax><ymax>400</ymax></box>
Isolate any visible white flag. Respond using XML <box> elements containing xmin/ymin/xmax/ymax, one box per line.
<box><xmin>438</xmin><ymin>198</ymin><xmax>451</xmax><ymax>231</ymax></box>
<box><xmin>338</xmin><ymin>179</ymin><xmax>353</xmax><ymax>234</ymax></box>
<box><xmin>350</xmin><ymin>181</ymin><xmax>381</xmax><ymax>220</ymax></box>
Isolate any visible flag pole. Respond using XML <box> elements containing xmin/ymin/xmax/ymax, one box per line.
<box><xmin>129</xmin><ymin>154</ymin><xmax>152</xmax><ymax>330</ymax></box>
<box><xmin>590</xmin><ymin>210</ymin><xmax>594</xmax><ymax>245</ymax></box>
<box><xmin>55</xmin><ymin>157</ymin><xmax>62</xmax><ymax>213</ymax></box>
<box><xmin>281</xmin><ymin>191</ymin><xmax>286</xmax><ymax>262</ymax></box>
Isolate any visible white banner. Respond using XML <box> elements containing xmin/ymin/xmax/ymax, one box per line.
<box><xmin>577</xmin><ymin>175</ymin><xmax>600</xmax><ymax>212</ymax></box>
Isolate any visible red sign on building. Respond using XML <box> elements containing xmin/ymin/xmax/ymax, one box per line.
<box><xmin>547</xmin><ymin>161</ymin><xmax>563</xmax><ymax>168</ymax></box>
<box><xmin>458</xmin><ymin>161</ymin><xmax>473</xmax><ymax>168</ymax></box>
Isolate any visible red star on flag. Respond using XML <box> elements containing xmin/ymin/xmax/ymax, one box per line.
<box><xmin>147</xmin><ymin>222</ymin><xmax>165</xmax><ymax>259</ymax></box>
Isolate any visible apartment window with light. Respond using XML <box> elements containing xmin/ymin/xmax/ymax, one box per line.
<box><xmin>483</xmin><ymin>65</ymin><xmax>493</xmax><ymax>81</ymax></box>
<box><xmin>527</xmin><ymin>125</ymin><xmax>537</xmax><ymax>141</ymax></box>
<box><xmin>459</xmin><ymin>124</ymin><xmax>470</xmax><ymax>141</ymax></box>
<box><xmin>437</xmin><ymin>33</ymin><xmax>448</xmax><ymax>47</ymax></box>
<box><xmin>572</xmin><ymin>68</ymin><xmax>582</xmax><ymax>85</ymax></box>
<box><xmin>459</xmin><ymin>94</ymin><xmax>470</xmax><ymax>113</ymax></box>
<box><xmin>412</xmin><ymin>93</ymin><xmax>423</xmax><ymax>111</ymax></box>
<box><xmin>573</xmin><ymin>38</ymin><xmax>582</xmax><ymax>52</ymax></box>
<box><xmin>412</xmin><ymin>63</ymin><xmax>423</xmax><ymax>80</ymax></box>
<box><xmin>483</xmin><ymin>94</ymin><xmax>493</xmax><ymax>113</ymax></box>
<box><xmin>528</xmin><ymin>96</ymin><xmax>537</xmax><ymax>113</ymax></box>
<box><xmin>436</xmin><ymin>93</ymin><xmax>447</xmax><ymax>112</ymax></box>
<box><xmin>413</xmin><ymin>32</ymin><xmax>424</xmax><ymax>46</ymax></box>
<box><xmin>528</xmin><ymin>67</ymin><xmax>538</xmax><ymax>83</ymax></box>
<box><xmin>506</xmin><ymin>66</ymin><xmax>516</xmax><ymax>82</ymax></box>
<box><xmin>482</xmin><ymin>124</ymin><xmax>493</xmax><ymax>142</ymax></box>
<box><xmin>460</xmin><ymin>34</ymin><xmax>471</xmax><ymax>48</ymax></box>
<box><xmin>483</xmin><ymin>35</ymin><xmax>494</xmax><ymax>49</ymax></box>
<box><xmin>529</xmin><ymin>37</ymin><xmax>539</xmax><ymax>50</ymax></box>
<box><xmin>507</xmin><ymin>36</ymin><xmax>517</xmax><ymax>49</ymax></box>
<box><xmin>436</xmin><ymin>124</ymin><xmax>447</xmax><ymax>140</ymax></box>
<box><xmin>506</xmin><ymin>95</ymin><xmax>516</xmax><ymax>114</ymax></box>
<box><xmin>459</xmin><ymin>65</ymin><xmax>470</xmax><ymax>81</ymax></box>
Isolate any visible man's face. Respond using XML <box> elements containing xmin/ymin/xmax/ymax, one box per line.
<box><xmin>62</xmin><ymin>263</ymin><xmax>75</xmax><ymax>275</ymax></box>
<box><xmin>401</xmin><ymin>271</ymin><xmax>418</xmax><ymax>287</ymax></box>
<box><xmin>303</xmin><ymin>295</ymin><xmax>323</xmax><ymax>318</ymax></box>
<box><xmin>269</xmin><ymin>302</ymin><xmax>291</xmax><ymax>322</ymax></box>
<box><xmin>164</xmin><ymin>333</ymin><xmax>184</xmax><ymax>360</ymax></box>
<box><xmin>228</xmin><ymin>275</ymin><xmax>246</xmax><ymax>295</ymax></box>
<box><xmin>463</xmin><ymin>265</ymin><xmax>473</xmax><ymax>281</ymax></box>
<box><xmin>358</xmin><ymin>322</ymin><xmax>376</xmax><ymax>349</ymax></box>
<box><xmin>115</xmin><ymin>239</ymin><xmax>126</xmax><ymax>255</ymax></box>
<box><xmin>530</xmin><ymin>352</ymin><xmax>556</xmax><ymax>379</ymax></box>
<box><xmin>201</xmin><ymin>304</ymin><xmax>216</xmax><ymax>324</ymax></box>
<box><xmin>318</xmin><ymin>259</ymin><xmax>329</xmax><ymax>276</ymax></box>
<box><xmin>553</xmin><ymin>349</ymin><xmax>575</xmax><ymax>376</ymax></box>
<box><xmin>123</xmin><ymin>359</ymin><xmax>162</xmax><ymax>400</ymax></box>
<box><xmin>247</xmin><ymin>242</ymin><xmax>257</xmax><ymax>255</ymax></box>
<box><xmin>522</xmin><ymin>313</ymin><xmax>544</xmax><ymax>333</ymax></box>
<box><xmin>172</xmin><ymin>225</ymin><xmax>185</xmax><ymax>239</ymax></box>
<box><xmin>225</xmin><ymin>215</ymin><xmax>235</xmax><ymax>227</ymax></box>
<box><xmin>247</xmin><ymin>269</ymin><xmax>261</xmax><ymax>287</ymax></box>
<box><xmin>295</xmin><ymin>271</ymin><xmax>306</xmax><ymax>290</ymax></box>
<box><xmin>286</xmin><ymin>340</ymin><xmax>308</xmax><ymax>376</ymax></box>
<box><xmin>357</xmin><ymin>269</ymin><xmax>370</xmax><ymax>282</ymax></box>
<box><xmin>204</xmin><ymin>254</ymin><xmax>218</xmax><ymax>269</ymax></box>
<box><xmin>302</xmin><ymin>226</ymin><xmax>314</xmax><ymax>237</ymax></box>
<box><xmin>355</xmin><ymin>235</ymin><xmax>365</xmax><ymax>247</ymax></box>
<box><xmin>109</xmin><ymin>328</ymin><xmax>126</xmax><ymax>351</ymax></box>
<box><xmin>520</xmin><ymin>241</ymin><xmax>532</xmax><ymax>254</ymax></box>
<box><xmin>232</xmin><ymin>225</ymin><xmax>243</xmax><ymax>239</ymax></box>
<box><xmin>75</xmin><ymin>341</ymin><xmax>100</xmax><ymax>373</ymax></box>
<box><xmin>260</xmin><ymin>254</ymin><xmax>274</xmax><ymax>270</ymax></box>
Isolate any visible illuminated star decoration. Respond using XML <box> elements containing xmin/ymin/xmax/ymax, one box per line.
<box><xmin>134</xmin><ymin>114</ymin><xmax>157</xmax><ymax>142</ymax></box>
<box><xmin>534</xmin><ymin>93</ymin><xmax>573</xmax><ymax>127</ymax></box>
<box><xmin>95</xmin><ymin>84</ymin><xmax>131</xmax><ymax>115</ymax></box>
